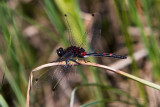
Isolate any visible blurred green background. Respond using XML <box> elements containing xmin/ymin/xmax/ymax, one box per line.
<box><xmin>0</xmin><ymin>0</ymin><xmax>160</xmax><ymax>107</ymax></box>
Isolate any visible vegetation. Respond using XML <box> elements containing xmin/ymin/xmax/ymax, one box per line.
<box><xmin>0</xmin><ymin>0</ymin><xmax>160</xmax><ymax>107</ymax></box>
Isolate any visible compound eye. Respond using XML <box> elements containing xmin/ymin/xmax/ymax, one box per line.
<box><xmin>56</xmin><ymin>48</ymin><xmax>64</xmax><ymax>57</ymax></box>
<box><xmin>59</xmin><ymin>48</ymin><xmax>63</xmax><ymax>51</ymax></box>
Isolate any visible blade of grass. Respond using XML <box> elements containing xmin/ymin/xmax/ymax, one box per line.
<box><xmin>30</xmin><ymin>61</ymin><xmax>160</xmax><ymax>92</ymax></box>
<box><xmin>0</xmin><ymin>94</ymin><xmax>9</xmax><ymax>107</ymax></box>
<box><xmin>54</xmin><ymin>1</ymin><xmax>104</xmax><ymax>106</ymax></box>
<box><xmin>141</xmin><ymin>0</ymin><xmax>160</xmax><ymax>80</ymax></box>
<box><xmin>27</xmin><ymin>61</ymin><xmax>160</xmax><ymax>106</ymax></box>
<box><xmin>0</xmin><ymin>73</ymin><xmax>5</xmax><ymax>92</ymax></box>
<box><xmin>43</xmin><ymin>0</ymin><xmax>69</xmax><ymax>46</ymax></box>
<box><xmin>79</xmin><ymin>99</ymin><xmax>137</xmax><ymax>107</ymax></box>
<box><xmin>0</xmin><ymin>2</ymin><xmax>27</xmax><ymax>106</ymax></box>
<box><xmin>0</xmin><ymin>55</ymin><xmax>26</xmax><ymax>106</ymax></box>
<box><xmin>113</xmin><ymin>0</ymin><xmax>147</xmax><ymax>105</ymax></box>
<box><xmin>43</xmin><ymin>0</ymin><xmax>64</xmax><ymax>34</ymax></box>
<box><xmin>70</xmin><ymin>83</ymin><xmax>142</xmax><ymax>107</ymax></box>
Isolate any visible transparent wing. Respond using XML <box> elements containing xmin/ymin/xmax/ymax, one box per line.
<box><xmin>64</xmin><ymin>12</ymin><xmax>101</xmax><ymax>52</ymax></box>
<box><xmin>64</xmin><ymin>12</ymin><xmax>85</xmax><ymax>46</ymax></box>
<box><xmin>89</xmin><ymin>13</ymin><xmax>101</xmax><ymax>52</ymax></box>
<box><xmin>33</xmin><ymin>65</ymin><xmax>74</xmax><ymax>91</ymax></box>
<box><xmin>81</xmin><ymin>13</ymin><xmax>101</xmax><ymax>52</ymax></box>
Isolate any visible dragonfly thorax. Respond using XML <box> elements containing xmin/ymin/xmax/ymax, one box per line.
<box><xmin>56</xmin><ymin>46</ymin><xmax>86</xmax><ymax>58</ymax></box>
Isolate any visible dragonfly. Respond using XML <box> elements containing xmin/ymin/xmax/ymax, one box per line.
<box><xmin>33</xmin><ymin>13</ymin><xmax>127</xmax><ymax>92</ymax></box>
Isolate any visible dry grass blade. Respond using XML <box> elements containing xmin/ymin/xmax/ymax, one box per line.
<box><xmin>26</xmin><ymin>73</ymin><xmax>33</xmax><ymax>107</ymax></box>
<box><xmin>26</xmin><ymin>60</ymin><xmax>160</xmax><ymax>107</ymax></box>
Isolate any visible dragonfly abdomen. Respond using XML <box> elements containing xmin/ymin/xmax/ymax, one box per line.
<box><xmin>85</xmin><ymin>53</ymin><xmax>127</xmax><ymax>59</ymax></box>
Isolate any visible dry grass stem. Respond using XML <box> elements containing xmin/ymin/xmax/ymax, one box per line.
<box><xmin>26</xmin><ymin>60</ymin><xmax>160</xmax><ymax>107</ymax></box>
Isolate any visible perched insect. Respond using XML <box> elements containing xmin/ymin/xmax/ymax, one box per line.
<box><xmin>33</xmin><ymin>13</ymin><xmax>127</xmax><ymax>92</ymax></box>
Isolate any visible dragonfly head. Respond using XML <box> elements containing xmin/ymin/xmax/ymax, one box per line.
<box><xmin>56</xmin><ymin>47</ymin><xmax>64</xmax><ymax>57</ymax></box>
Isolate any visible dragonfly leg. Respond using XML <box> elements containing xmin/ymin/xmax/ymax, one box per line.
<box><xmin>83</xmin><ymin>58</ymin><xmax>88</xmax><ymax>63</ymax></box>
<box><xmin>70</xmin><ymin>59</ymin><xmax>81</xmax><ymax>65</ymax></box>
<box><xmin>65</xmin><ymin>60</ymin><xmax>70</xmax><ymax>67</ymax></box>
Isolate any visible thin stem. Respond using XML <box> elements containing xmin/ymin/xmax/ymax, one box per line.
<box><xmin>26</xmin><ymin>61</ymin><xmax>160</xmax><ymax>107</ymax></box>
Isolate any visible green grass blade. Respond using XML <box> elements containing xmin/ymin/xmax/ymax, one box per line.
<box><xmin>79</xmin><ymin>99</ymin><xmax>136</xmax><ymax>107</ymax></box>
<box><xmin>43</xmin><ymin>0</ymin><xmax>68</xmax><ymax>46</ymax></box>
<box><xmin>70</xmin><ymin>83</ymin><xmax>142</xmax><ymax>107</ymax></box>
<box><xmin>54</xmin><ymin>1</ymin><xmax>104</xmax><ymax>106</ymax></box>
<box><xmin>0</xmin><ymin>73</ymin><xmax>5</xmax><ymax>92</ymax></box>
<box><xmin>0</xmin><ymin>56</ymin><xmax>26</xmax><ymax>106</ymax></box>
<box><xmin>0</xmin><ymin>2</ymin><xmax>27</xmax><ymax>106</ymax></box>
<box><xmin>113</xmin><ymin>0</ymin><xmax>147</xmax><ymax>104</ymax></box>
<box><xmin>0</xmin><ymin>94</ymin><xmax>9</xmax><ymax>107</ymax></box>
